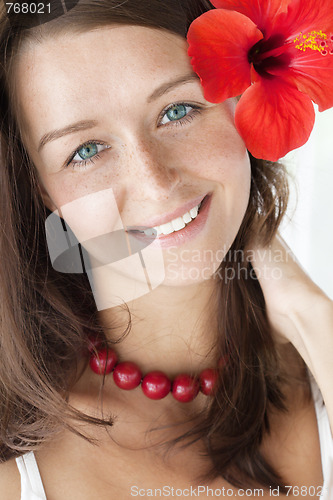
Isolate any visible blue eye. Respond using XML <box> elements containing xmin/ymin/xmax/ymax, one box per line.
<box><xmin>159</xmin><ymin>103</ymin><xmax>201</xmax><ymax>126</ymax></box>
<box><xmin>66</xmin><ymin>141</ymin><xmax>110</xmax><ymax>170</ymax></box>
<box><xmin>165</xmin><ymin>104</ymin><xmax>187</xmax><ymax>121</ymax></box>
<box><xmin>72</xmin><ymin>142</ymin><xmax>109</xmax><ymax>162</ymax></box>
<box><xmin>76</xmin><ymin>143</ymin><xmax>98</xmax><ymax>160</ymax></box>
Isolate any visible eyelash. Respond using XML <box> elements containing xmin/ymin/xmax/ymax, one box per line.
<box><xmin>157</xmin><ymin>102</ymin><xmax>202</xmax><ymax>128</ymax></box>
<box><xmin>65</xmin><ymin>142</ymin><xmax>107</xmax><ymax>170</ymax></box>
<box><xmin>65</xmin><ymin>102</ymin><xmax>202</xmax><ymax>170</ymax></box>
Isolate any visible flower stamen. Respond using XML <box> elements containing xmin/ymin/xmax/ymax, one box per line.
<box><xmin>294</xmin><ymin>30</ymin><xmax>333</xmax><ymax>56</ymax></box>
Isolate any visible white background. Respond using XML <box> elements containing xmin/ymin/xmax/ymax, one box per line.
<box><xmin>280</xmin><ymin>106</ymin><xmax>333</xmax><ymax>299</ymax></box>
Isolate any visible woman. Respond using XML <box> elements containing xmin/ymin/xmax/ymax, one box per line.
<box><xmin>0</xmin><ymin>0</ymin><xmax>332</xmax><ymax>498</ymax></box>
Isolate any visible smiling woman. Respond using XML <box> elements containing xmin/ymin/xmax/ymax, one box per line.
<box><xmin>0</xmin><ymin>1</ymin><xmax>332</xmax><ymax>499</ymax></box>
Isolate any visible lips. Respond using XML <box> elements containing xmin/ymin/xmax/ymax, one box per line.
<box><xmin>126</xmin><ymin>194</ymin><xmax>209</xmax><ymax>235</ymax></box>
<box><xmin>126</xmin><ymin>193</ymin><xmax>213</xmax><ymax>248</ymax></box>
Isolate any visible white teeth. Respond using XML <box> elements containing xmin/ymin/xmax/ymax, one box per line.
<box><xmin>182</xmin><ymin>212</ymin><xmax>192</xmax><ymax>224</ymax></box>
<box><xmin>189</xmin><ymin>206</ymin><xmax>198</xmax><ymax>218</ymax></box>
<box><xmin>171</xmin><ymin>217</ymin><xmax>186</xmax><ymax>231</ymax></box>
<box><xmin>151</xmin><ymin>200</ymin><xmax>202</xmax><ymax>237</ymax></box>
<box><xmin>144</xmin><ymin>228</ymin><xmax>155</xmax><ymax>236</ymax></box>
<box><xmin>159</xmin><ymin>222</ymin><xmax>174</xmax><ymax>235</ymax></box>
<box><xmin>132</xmin><ymin>199</ymin><xmax>205</xmax><ymax>238</ymax></box>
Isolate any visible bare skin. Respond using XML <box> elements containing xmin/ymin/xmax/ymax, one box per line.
<box><xmin>16</xmin><ymin>27</ymin><xmax>251</xmax><ymax>376</ymax></box>
<box><xmin>0</xmin><ymin>343</ymin><xmax>324</xmax><ymax>499</ymax></box>
<box><xmin>0</xmin><ymin>26</ymin><xmax>332</xmax><ymax>499</ymax></box>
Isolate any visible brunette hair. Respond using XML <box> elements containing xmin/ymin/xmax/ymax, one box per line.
<box><xmin>0</xmin><ymin>0</ymin><xmax>294</xmax><ymax>491</ymax></box>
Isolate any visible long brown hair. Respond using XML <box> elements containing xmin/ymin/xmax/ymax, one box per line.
<box><xmin>0</xmin><ymin>0</ymin><xmax>294</xmax><ymax>491</ymax></box>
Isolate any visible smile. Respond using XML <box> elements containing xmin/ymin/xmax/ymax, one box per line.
<box><xmin>126</xmin><ymin>194</ymin><xmax>212</xmax><ymax>248</ymax></box>
<box><xmin>138</xmin><ymin>199</ymin><xmax>202</xmax><ymax>237</ymax></box>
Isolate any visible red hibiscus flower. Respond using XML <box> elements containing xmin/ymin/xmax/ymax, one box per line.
<box><xmin>187</xmin><ymin>0</ymin><xmax>333</xmax><ymax>161</ymax></box>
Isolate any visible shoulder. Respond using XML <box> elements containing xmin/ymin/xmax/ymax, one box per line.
<box><xmin>0</xmin><ymin>456</ymin><xmax>21</xmax><ymax>500</ymax></box>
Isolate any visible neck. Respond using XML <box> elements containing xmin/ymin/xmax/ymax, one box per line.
<box><xmin>97</xmin><ymin>277</ymin><xmax>220</xmax><ymax>376</ymax></box>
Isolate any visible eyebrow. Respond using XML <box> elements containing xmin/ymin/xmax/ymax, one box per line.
<box><xmin>37</xmin><ymin>73</ymin><xmax>200</xmax><ymax>152</ymax></box>
<box><xmin>147</xmin><ymin>73</ymin><xmax>200</xmax><ymax>102</ymax></box>
<box><xmin>38</xmin><ymin>120</ymin><xmax>98</xmax><ymax>152</ymax></box>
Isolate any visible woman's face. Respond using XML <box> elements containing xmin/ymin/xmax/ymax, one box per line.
<box><xmin>15</xmin><ymin>25</ymin><xmax>251</xmax><ymax>291</ymax></box>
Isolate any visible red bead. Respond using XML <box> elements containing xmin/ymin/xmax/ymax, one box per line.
<box><xmin>113</xmin><ymin>361</ymin><xmax>142</xmax><ymax>390</ymax></box>
<box><xmin>199</xmin><ymin>368</ymin><xmax>219</xmax><ymax>396</ymax></box>
<box><xmin>171</xmin><ymin>374</ymin><xmax>200</xmax><ymax>403</ymax></box>
<box><xmin>89</xmin><ymin>348</ymin><xmax>118</xmax><ymax>375</ymax></box>
<box><xmin>141</xmin><ymin>371</ymin><xmax>171</xmax><ymax>400</ymax></box>
<box><xmin>87</xmin><ymin>335</ymin><xmax>103</xmax><ymax>353</ymax></box>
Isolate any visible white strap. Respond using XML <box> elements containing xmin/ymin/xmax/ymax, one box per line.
<box><xmin>15</xmin><ymin>451</ymin><xmax>47</xmax><ymax>500</ymax></box>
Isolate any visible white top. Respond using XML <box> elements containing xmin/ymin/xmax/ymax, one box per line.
<box><xmin>15</xmin><ymin>376</ymin><xmax>333</xmax><ymax>500</ymax></box>
<box><xmin>15</xmin><ymin>451</ymin><xmax>46</xmax><ymax>500</ymax></box>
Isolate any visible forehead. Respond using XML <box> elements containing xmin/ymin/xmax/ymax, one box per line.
<box><xmin>14</xmin><ymin>25</ymin><xmax>191</xmax><ymax>140</ymax></box>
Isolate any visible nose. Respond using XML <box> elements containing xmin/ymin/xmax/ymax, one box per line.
<box><xmin>124</xmin><ymin>137</ymin><xmax>181</xmax><ymax>201</ymax></box>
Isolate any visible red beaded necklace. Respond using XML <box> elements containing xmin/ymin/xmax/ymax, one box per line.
<box><xmin>88</xmin><ymin>337</ymin><xmax>225</xmax><ymax>403</ymax></box>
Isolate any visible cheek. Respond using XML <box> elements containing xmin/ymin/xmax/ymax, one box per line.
<box><xmin>163</xmin><ymin>104</ymin><xmax>249</xmax><ymax>184</ymax></box>
<box><xmin>38</xmin><ymin>170</ymin><xmax>124</xmax><ymax>247</ymax></box>
<box><xmin>185</xmin><ymin>108</ymin><xmax>252</xmax><ymax>243</ymax></box>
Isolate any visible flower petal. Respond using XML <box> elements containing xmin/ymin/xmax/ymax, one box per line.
<box><xmin>187</xmin><ymin>10</ymin><xmax>263</xmax><ymax>103</ymax></box>
<box><xmin>276</xmin><ymin>0</ymin><xmax>333</xmax><ymax>39</ymax></box>
<box><xmin>211</xmin><ymin>0</ymin><xmax>290</xmax><ymax>35</ymax></box>
<box><xmin>235</xmin><ymin>79</ymin><xmax>315</xmax><ymax>161</ymax></box>
<box><xmin>288</xmin><ymin>49</ymin><xmax>333</xmax><ymax>111</ymax></box>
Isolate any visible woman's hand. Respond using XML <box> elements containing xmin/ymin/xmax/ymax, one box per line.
<box><xmin>248</xmin><ymin>232</ymin><xmax>333</xmax><ymax>428</ymax></box>
<box><xmin>247</xmin><ymin>232</ymin><xmax>330</xmax><ymax>346</ymax></box>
